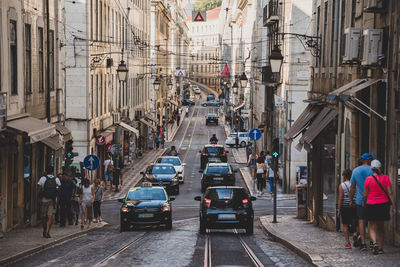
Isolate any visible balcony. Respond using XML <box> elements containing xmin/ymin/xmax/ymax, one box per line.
<box><xmin>263</xmin><ymin>0</ymin><xmax>279</xmax><ymax>27</ymax></box>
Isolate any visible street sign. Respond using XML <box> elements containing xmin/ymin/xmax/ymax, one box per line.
<box><xmin>176</xmin><ymin>69</ymin><xmax>186</xmax><ymax>77</ymax></box>
<box><xmin>110</xmin><ymin>144</ymin><xmax>122</xmax><ymax>156</ymax></box>
<box><xmin>192</xmin><ymin>11</ymin><xmax>206</xmax><ymax>22</ymax></box>
<box><xmin>83</xmin><ymin>155</ymin><xmax>100</xmax><ymax>171</ymax></box>
<box><xmin>249</xmin><ymin>128</ymin><xmax>262</xmax><ymax>141</ymax></box>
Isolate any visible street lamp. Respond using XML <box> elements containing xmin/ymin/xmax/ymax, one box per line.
<box><xmin>116</xmin><ymin>60</ymin><xmax>128</xmax><ymax>82</ymax></box>
<box><xmin>167</xmin><ymin>79</ymin><xmax>173</xmax><ymax>91</ymax></box>
<box><xmin>226</xmin><ymin>80</ymin><xmax>231</xmax><ymax>88</ymax></box>
<box><xmin>239</xmin><ymin>72</ymin><xmax>248</xmax><ymax>88</ymax></box>
<box><xmin>269</xmin><ymin>45</ymin><xmax>284</xmax><ymax>73</ymax></box>
<box><xmin>153</xmin><ymin>76</ymin><xmax>161</xmax><ymax>91</ymax></box>
<box><xmin>232</xmin><ymin>81</ymin><xmax>238</xmax><ymax>94</ymax></box>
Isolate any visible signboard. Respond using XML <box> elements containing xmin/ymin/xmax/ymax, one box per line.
<box><xmin>95</xmin><ymin>132</ymin><xmax>113</xmax><ymax>145</ymax></box>
<box><xmin>192</xmin><ymin>11</ymin><xmax>206</xmax><ymax>22</ymax></box>
<box><xmin>83</xmin><ymin>155</ymin><xmax>100</xmax><ymax>171</ymax></box>
<box><xmin>110</xmin><ymin>144</ymin><xmax>122</xmax><ymax>156</ymax></box>
<box><xmin>249</xmin><ymin>128</ymin><xmax>262</xmax><ymax>141</ymax></box>
<box><xmin>0</xmin><ymin>92</ymin><xmax>6</xmax><ymax>131</ymax></box>
<box><xmin>274</xmin><ymin>94</ymin><xmax>283</xmax><ymax>106</ymax></box>
<box><xmin>176</xmin><ymin>69</ymin><xmax>186</xmax><ymax>77</ymax></box>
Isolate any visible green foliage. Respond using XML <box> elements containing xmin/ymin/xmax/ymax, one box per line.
<box><xmin>194</xmin><ymin>0</ymin><xmax>222</xmax><ymax>11</ymax></box>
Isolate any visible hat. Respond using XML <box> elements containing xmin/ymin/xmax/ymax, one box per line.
<box><xmin>361</xmin><ymin>153</ymin><xmax>376</xmax><ymax>160</ymax></box>
<box><xmin>370</xmin><ymin>159</ymin><xmax>381</xmax><ymax>169</ymax></box>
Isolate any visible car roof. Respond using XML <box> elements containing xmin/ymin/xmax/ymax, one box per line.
<box><xmin>207</xmin><ymin>162</ymin><xmax>229</xmax><ymax>166</ymax></box>
<box><xmin>204</xmin><ymin>144</ymin><xmax>224</xmax><ymax>147</ymax></box>
<box><xmin>159</xmin><ymin>156</ymin><xmax>180</xmax><ymax>159</ymax></box>
<box><xmin>207</xmin><ymin>186</ymin><xmax>245</xmax><ymax>190</ymax></box>
<box><xmin>150</xmin><ymin>163</ymin><xmax>175</xmax><ymax>167</ymax></box>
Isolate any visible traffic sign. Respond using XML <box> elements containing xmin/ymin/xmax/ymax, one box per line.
<box><xmin>249</xmin><ymin>128</ymin><xmax>262</xmax><ymax>141</ymax></box>
<box><xmin>176</xmin><ymin>69</ymin><xmax>186</xmax><ymax>77</ymax></box>
<box><xmin>192</xmin><ymin>11</ymin><xmax>206</xmax><ymax>22</ymax></box>
<box><xmin>83</xmin><ymin>155</ymin><xmax>100</xmax><ymax>171</ymax></box>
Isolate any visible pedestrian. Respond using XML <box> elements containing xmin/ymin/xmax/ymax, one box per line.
<box><xmin>246</xmin><ymin>142</ymin><xmax>253</xmax><ymax>161</ymax></box>
<box><xmin>168</xmin><ymin>145</ymin><xmax>179</xmax><ymax>156</ymax></box>
<box><xmin>176</xmin><ymin>110</ymin><xmax>181</xmax><ymax>126</ymax></box>
<box><xmin>93</xmin><ymin>179</ymin><xmax>104</xmax><ymax>223</ymax></box>
<box><xmin>0</xmin><ymin>193</ymin><xmax>3</xmax><ymax>239</ymax></box>
<box><xmin>266</xmin><ymin>161</ymin><xmax>275</xmax><ymax>195</ymax></box>
<box><xmin>265</xmin><ymin>151</ymin><xmax>272</xmax><ymax>167</ymax></box>
<box><xmin>363</xmin><ymin>160</ymin><xmax>396</xmax><ymax>255</ymax></box>
<box><xmin>104</xmin><ymin>155</ymin><xmax>114</xmax><ymax>191</ymax></box>
<box><xmin>259</xmin><ymin>151</ymin><xmax>266</xmax><ymax>162</ymax></box>
<box><xmin>247</xmin><ymin>151</ymin><xmax>257</xmax><ymax>180</ymax></box>
<box><xmin>54</xmin><ymin>172</ymin><xmax>63</xmax><ymax>225</ymax></box>
<box><xmin>160</xmin><ymin>134</ymin><xmax>165</xmax><ymax>149</ymax></box>
<box><xmin>155</xmin><ymin>135</ymin><xmax>160</xmax><ymax>149</ymax></box>
<box><xmin>256</xmin><ymin>157</ymin><xmax>266</xmax><ymax>196</ymax></box>
<box><xmin>80</xmin><ymin>178</ymin><xmax>94</xmax><ymax>229</ymax></box>
<box><xmin>337</xmin><ymin>169</ymin><xmax>357</xmax><ymax>249</ymax></box>
<box><xmin>59</xmin><ymin>173</ymin><xmax>74</xmax><ymax>227</ymax></box>
<box><xmin>37</xmin><ymin>166</ymin><xmax>61</xmax><ymax>238</ymax></box>
<box><xmin>349</xmin><ymin>153</ymin><xmax>375</xmax><ymax>251</ymax></box>
<box><xmin>71</xmin><ymin>178</ymin><xmax>80</xmax><ymax>225</ymax></box>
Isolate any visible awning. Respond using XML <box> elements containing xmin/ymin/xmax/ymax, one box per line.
<box><xmin>119</xmin><ymin>122</ymin><xmax>139</xmax><ymax>135</ymax></box>
<box><xmin>55</xmin><ymin>124</ymin><xmax>72</xmax><ymax>142</ymax></box>
<box><xmin>233</xmin><ymin>102</ymin><xmax>245</xmax><ymax>112</ymax></box>
<box><xmin>284</xmin><ymin>105</ymin><xmax>321</xmax><ymax>140</ymax></box>
<box><xmin>326</xmin><ymin>79</ymin><xmax>366</xmax><ymax>101</ymax></box>
<box><xmin>140</xmin><ymin>118</ymin><xmax>157</xmax><ymax>130</ymax></box>
<box><xmin>297</xmin><ymin>107</ymin><xmax>338</xmax><ymax>150</ymax></box>
<box><xmin>145</xmin><ymin>114</ymin><xmax>159</xmax><ymax>124</ymax></box>
<box><xmin>341</xmin><ymin>79</ymin><xmax>384</xmax><ymax>97</ymax></box>
<box><xmin>168</xmin><ymin>99</ymin><xmax>179</xmax><ymax>107</ymax></box>
<box><xmin>41</xmin><ymin>134</ymin><xmax>63</xmax><ymax>151</ymax></box>
<box><xmin>7</xmin><ymin>116</ymin><xmax>56</xmax><ymax>143</ymax></box>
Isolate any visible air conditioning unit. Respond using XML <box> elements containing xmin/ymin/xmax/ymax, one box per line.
<box><xmin>343</xmin><ymin>28</ymin><xmax>362</xmax><ymax>62</ymax></box>
<box><xmin>362</xmin><ymin>29</ymin><xmax>383</xmax><ymax>66</ymax></box>
<box><xmin>112</xmin><ymin>112</ymin><xmax>120</xmax><ymax>124</ymax></box>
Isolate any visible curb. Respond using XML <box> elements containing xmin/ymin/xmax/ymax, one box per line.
<box><xmin>257</xmin><ymin>218</ymin><xmax>322</xmax><ymax>267</ymax></box>
<box><xmin>0</xmin><ymin>223</ymin><xmax>109</xmax><ymax>266</ymax></box>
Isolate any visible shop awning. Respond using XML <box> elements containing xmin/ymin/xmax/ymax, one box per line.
<box><xmin>41</xmin><ymin>134</ymin><xmax>62</xmax><ymax>151</ymax></box>
<box><xmin>326</xmin><ymin>79</ymin><xmax>366</xmax><ymax>101</ymax></box>
<box><xmin>284</xmin><ymin>105</ymin><xmax>321</xmax><ymax>140</ymax></box>
<box><xmin>140</xmin><ymin>118</ymin><xmax>157</xmax><ymax>130</ymax></box>
<box><xmin>341</xmin><ymin>79</ymin><xmax>384</xmax><ymax>98</ymax></box>
<box><xmin>233</xmin><ymin>102</ymin><xmax>245</xmax><ymax>112</ymax></box>
<box><xmin>145</xmin><ymin>114</ymin><xmax>159</xmax><ymax>124</ymax></box>
<box><xmin>55</xmin><ymin>124</ymin><xmax>72</xmax><ymax>142</ymax></box>
<box><xmin>7</xmin><ymin>116</ymin><xmax>56</xmax><ymax>143</ymax></box>
<box><xmin>168</xmin><ymin>99</ymin><xmax>179</xmax><ymax>107</ymax></box>
<box><xmin>119</xmin><ymin>122</ymin><xmax>139</xmax><ymax>135</ymax></box>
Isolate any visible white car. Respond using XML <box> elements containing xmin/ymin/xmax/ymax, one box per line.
<box><xmin>194</xmin><ymin>86</ymin><xmax>201</xmax><ymax>94</ymax></box>
<box><xmin>225</xmin><ymin>132</ymin><xmax>249</xmax><ymax>147</ymax></box>
<box><xmin>155</xmin><ymin>156</ymin><xmax>186</xmax><ymax>183</ymax></box>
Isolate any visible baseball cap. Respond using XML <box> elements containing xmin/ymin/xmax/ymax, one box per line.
<box><xmin>370</xmin><ymin>159</ymin><xmax>381</xmax><ymax>169</ymax></box>
<box><xmin>361</xmin><ymin>153</ymin><xmax>376</xmax><ymax>160</ymax></box>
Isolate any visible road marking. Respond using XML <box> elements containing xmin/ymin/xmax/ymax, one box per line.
<box><xmin>204</xmin><ymin>229</ymin><xmax>212</xmax><ymax>267</ymax></box>
<box><xmin>178</xmin><ymin>107</ymin><xmax>197</xmax><ymax>150</ymax></box>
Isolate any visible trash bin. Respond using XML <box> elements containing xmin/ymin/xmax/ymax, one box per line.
<box><xmin>296</xmin><ymin>184</ymin><xmax>307</xmax><ymax>219</ymax></box>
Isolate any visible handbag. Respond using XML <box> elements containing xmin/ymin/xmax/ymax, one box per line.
<box><xmin>372</xmin><ymin>175</ymin><xmax>392</xmax><ymax>206</ymax></box>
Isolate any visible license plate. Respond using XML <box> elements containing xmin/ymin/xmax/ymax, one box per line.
<box><xmin>218</xmin><ymin>214</ymin><xmax>236</xmax><ymax>220</ymax></box>
<box><xmin>209</xmin><ymin>158</ymin><xmax>218</xmax><ymax>161</ymax></box>
<box><xmin>138</xmin><ymin>213</ymin><xmax>154</xmax><ymax>218</ymax></box>
<box><xmin>213</xmin><ymin>177</ymin><xmax>223</xmax><ymax>181</ymax></box>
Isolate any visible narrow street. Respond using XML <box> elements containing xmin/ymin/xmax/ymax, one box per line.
<box><xmin>8</xmin><ymin>91</ymin><xmax>308</xmax><ymax>267</ymax></box>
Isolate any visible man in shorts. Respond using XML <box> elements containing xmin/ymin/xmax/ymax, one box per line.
<box><xmin>104</xmin><ymin>156</ymin><xmax>114</xmax><ymax>191</ymax></box>
<box><xmin>350</xmin><ymin>153</ymin><xmax>375</xmax><ymax>250</ymax></box>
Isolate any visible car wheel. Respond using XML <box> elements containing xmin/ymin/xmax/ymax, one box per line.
<box><xmin>206</xmin><ymin>122</ymin><xmax>208</xmax><ymax>126</ymax></box>
<box><xmin>246</xmin><ymin>221</ymin><xmax>254</xmax><ymax>235</ymax></box>
<box><xmin>175</xmin><ymin>185</ymin><xmax>180</xmax><ymax>195</ymax></box>
<box><xmin>199</xmin><ymin>219</ymin><xmax>206</xmax><ymax>234</ymax></box>
<box><xmin>240</xmin><ymin>141</ymin><xmax>246</xmax><ymax>147</ymax></box>
<box><xmin>166</xmin><ymin>217</ymin><xmax>172</xmax><ymax>230</ymax></box>
<box><xmin>228</xmin><ymin>144</ymin><xmax>233</xmax><ymax>148</ymax></box>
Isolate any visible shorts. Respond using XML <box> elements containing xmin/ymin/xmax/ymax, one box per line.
<box><xmin>366</xmin><ymin>202</ymin><xmax>391</xmax><ymax>221</ymax></box>
<box><xmin>356</xmin><ymin>205</ymin><xmax>367</xmax><ymax>220</ymax></box>
<box><xmin>104</xmin><ymin>171</ymin><xmax>113</xmax><ymax>181</ymax></box>
<box><xmin>340</xmin><ymin>207</ymin><xmax>356</xmax><ymax>225</ymax></box>
<box><xmin>41</xmin><ymin>201</ymin><xmax>56</xmax><ymax>217</ymax></box>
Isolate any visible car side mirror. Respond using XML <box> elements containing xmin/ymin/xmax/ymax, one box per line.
<box><xmin>250</xmin><ymin>196</ymin><xmax>257</xmax><ymax>201</ymax></box>
<box><xmin>194</xmin><ymin>196</ymin><xmax>202</xmax><ymax>201</ymax></box>
<box><xmin>199</xmin><ymin>150</ymin><xmax>202</xmax><ymax>153</ymax></box>
<box><xmin>118</xmin><ymin>198</ymin><xmax>124</xmax><ymax>203</ymax></box>
<box><xmin>178</xmin><ymin>171</ymin><xmax>183</xmax><ymax>174</ymax></box>
<box><xmin>182</xmin><ymin>163</ymin><xmax>186</xmax><ymax>166</ymax></box>
<box><xmin>198</xmin><ymin>170</ymin><xmax>203</xmax><ymax>173</ymax></box>
<box><xmin>140</xmin><ymin>171</ymin><xmax>144</xmax><ymax>175</ymax></box>
<box><xmin>233</xmin><ymin>170</ymin><xmax>238</xmax><ymax>173</ymax></box>
<box><xmin>169</xmin><ymin>196</ymin><xmax>176</xmax><ymax>201</ymax></box>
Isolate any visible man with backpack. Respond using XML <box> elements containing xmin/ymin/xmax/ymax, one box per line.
<box><xmin>38</xmin><ymin>166</ymin><xmax>61</xmax><ymax>238</ymax></box>
<box><xmin>104</xmin><ymin>156</ymin><xmax>114</xmax><ymax>191</ymax></box>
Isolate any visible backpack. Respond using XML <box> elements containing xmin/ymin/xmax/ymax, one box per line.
<box><xmin>107</xmin><ymin>163</ymin><xmax>114</xmax><ymax>174</ymax></box>
<box><xmin>43</xmin><ymin>176</ymin><xmax>58</xmax><ymax>200</ymax></box>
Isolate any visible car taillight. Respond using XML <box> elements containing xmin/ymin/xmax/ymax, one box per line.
<box><xmin>223</xmin><ymin>152</ymin><xmax>226</xmax><ymax>156</ymax></box>
<box><xmin>204</xmin><ymin>198</ymin><xmax>211</xmax><ymax>208</ymax></box>
<box><xmin>202</xmin><ymin>153</ymin><xmax>206</xmax><ymax>156</ymax></box>
<box><xmin>242</xmin><ymin>199</ymin><xmax>249</xmax><ymax>204</ymax></box>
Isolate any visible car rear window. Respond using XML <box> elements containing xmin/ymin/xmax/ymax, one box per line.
<box><xmin>208</xmin><ymin>114</ymin><xmax>216</xmax><ymax>117</ymax></box>
<box><xmin>205</xmin><ymin>166</ymin><xmax>231</xmax><ymax>175</ymax></box>
<box><xmin>150</xmin><ymin>165</ymin><xmax>176</xmax><ymax>174</ymax></box>
<box><xmin>205</xmin><ymin>188</ymin><xmax>248</xmax><ymax>202</ymax></box>
<box><xmin>126</xmin><ymin>188</ymin><xmax>167</xmax><ymax>201</ymax></box>
<box><xmin>158</xmin><ymin>158</ymin><xmax>181</xmax><ymax>166</ymax></box>
<box><xmin>205</xmin><ymin>147</ymin><xmax>223</xmax><ymax>154</ymax></box>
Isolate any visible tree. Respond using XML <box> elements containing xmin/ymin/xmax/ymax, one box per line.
<box><xmin>194</xmin><ymin>0</ymin><xmax>222</xmax><ymax>11</ymax></box>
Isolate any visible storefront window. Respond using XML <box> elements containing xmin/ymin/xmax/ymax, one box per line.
<box><xmin>397</xmin><ymin>124</ymin><xmax>400</xmax><ymax>233</ymax></box>
<box><xmin>345</xmin><ymin>119</ymin><xmax>350</xmax><ymax>169</ymax></box>
<box><xmin>23</xmin><ymin>144</ymin><xmax>32</xmax><ymax>223</ymax></box>
<box><xmin>322</xmin><ymin>143</ymin><xmax>336</xmax><ymax>218</ymax></box>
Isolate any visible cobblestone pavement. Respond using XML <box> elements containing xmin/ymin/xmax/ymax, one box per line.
<box><xmin>260</xmin><ymin>215</ymin><xmax>400</xmax><ymax>266</ymax></box>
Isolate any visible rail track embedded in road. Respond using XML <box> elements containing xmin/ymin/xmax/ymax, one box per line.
<box><xmin>203</xmin><ymin>229</ymin><xmax>212</xmax><ymax>267</ymax></box>
<box><xmin>233</xmin><ymin>229</ymin><xmax>265</xmax><ymax>267</ymax></box>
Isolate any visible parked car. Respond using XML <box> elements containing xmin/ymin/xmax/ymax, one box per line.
<box><xmin>200</xmin><ymin>163</ymin><xmax>237</xmax><ymax>192</ymax></box>
<box><xmin>225</xmin><ymin>132</ymin><xmax>249</xmax><ymax>147</ymax></box>
<box><xmin>205</xmin><ymin>113</ymin><xmax>219</xmax><ymax>125</ymax></box>
<box><xmin>155</xmin><ymin>156</ymin><xmax>186</xmax><ymax>183</ymax></box>
<box><xmin>201</xmin><ymin>100</ymin><xmax>222</xmax><ymax>107</ymax></box>
<box><xmin>194</xmin><ymin>86</ymin><xmax>201</xmax><ymax>94</ymax></box>
<box><xmin>194</xmin><ymin>186</ymin><xmax>256</xmax><ymax>234</ymax></box>
<box><xmin>199</xmin><ymin>144</ymin><xmax>228</xmax><ymax>170</ymax></box>
<box><xmin>182</xmin><ymin>99</ymin><xmax>195</xmax><ymax>106</ymax></box>
<box><xmin>119</xmin><ymin>183</ymin><xmax>175</xmax><ymax>231</ymax></box>
<box><xmin>207</xmin><ymin>94</ymin><xmax>215</xmax><ymax>101</ymax></box>
<box><xmin>140</xmin><ymin>163</ymin><xmax>180</xmax><ymax>195</ymax></box>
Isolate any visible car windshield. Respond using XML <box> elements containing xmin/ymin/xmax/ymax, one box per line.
<box><xmin>205</xmin><ymin>188</ymin><xmax>248</xmax><ymax>202</ymax></box>
<box><xmin>150</xmin><ymin>165</ymin><xmax>176</xmax><ymax>174</ymax></box>
<box><xmin>158</xmin><ymin>158</ymin><xmax>181</xmax><ymax>166</ymax></box>
<box><xmin>126</xmin><ymin>188</ymin><xmax>167</xmax><ymax>201</ymax></box>
<box><xmin>205</xmin><ymin>166</ymin><xmax>230</xmax><ymax>175</ymax></box>
<box><xmin>205</xmin><ymin>147</ymin><xmax>223</xmax><ymax>155</ymax></box>
<box><xmin>208</xmin><ymin>114</ymin><xmax>216</xmax><ymax>117</ymax></box>
<box><xmin>229</xmin><ymin>133</ymin><xmax>237</xmax><ymax>138</ymax></box>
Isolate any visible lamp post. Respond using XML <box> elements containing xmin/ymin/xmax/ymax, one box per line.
<box><xmin>269</xmin><ymin>45</ymin><xmax>283</xmax><ymax>74</ymax></box>
<box><xmin>239</xmin><ymin>72</ymin><xmax>248</xmax><ymax>88</ymax></box>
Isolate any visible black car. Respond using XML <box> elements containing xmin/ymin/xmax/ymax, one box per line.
<box><xmin>200</xmin><ymin>163</ymin><xmax>236</xmax><ymax>192</ymax></box>
<box><xmin>205</xmin><ymin>113</ymin><xmax>219</xmax><ymax>125</ymax></box>
<box><xmin>119</xmin><ymin>184</ymin><xmax>175</xmax><ymax>231</ymax></box>
<box><xmin>194</xmin><ymin>186</ymin><xmax>256</xmax><ymax>234</ymax></box>
<box><xmin>199</xmin><ymin>144</ymin><xmax>228</xmax><ymax>170</ymax></box>
<box><xmin>140</xmin><ymin>164</ymin><xmax>180</xmax><ymax>195</ymax></box>
<box><xmin>201</xmin><ymin>100</ymin><xmax>222</xmax><ymax>107</ymax></box>
<box><xmin>182</xmin><ymin>99</ymin><xmax>195</xmax><ymax>106</ymax></box>
<box><xmin>207</xmin><ymin>94</ymin><xmax>215</xmax><ymax>101</ymax></box>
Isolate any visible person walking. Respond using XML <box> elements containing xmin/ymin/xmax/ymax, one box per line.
<box><xmin>247</xmin><ymin>151</ymin><xmax>257</xmax><ymax>180</ymax></box>
<box><xmin>349</xmin><ymin>153</ymin><xmax>375</xmax><ymax>251</ymax></box>
<box><xmin>256</xmin><ymin>157</ymin><xmax>266</xmax><ymax>196</ymax></box>
<box><xmin>104</xmin><ymin>156</ymin><xmax>114</xmax><ymax>191</ymax></box>
<box><xmin>363</xmin><ymin>160</ymin><xmax>396</xmax><ymax>255</ymax></box>
<box><xmin>54</xmin><ymin>173</ymin><xmax>63</xmax><ymax>225</ymax></box>
<box><xmin>37</xmin><ymin>167</ymin><xmax>61</xmax><ymax>238</ymax></box>
<box><xmin>59</xmin><ymin>173</ymin><xmax>74</xmax><ymax>227</ymax></box>
<box><xmin>160</xmin><ymin>134</ymin><xmax>165</xmax><ymax>149</ymax></box>
<box><xmin>337</xmin><ymin>169</ymin><xmax>357</xmax><ymax>249</ymax></box>
<box><xmin>80</xmin><ymin>178</ymin><xmax>95</xmax><ymax>229</ymax></box>
<box><xmin>71</xmin><ymin>178</ymin><xmax>80</xmax><ymax>225</ymax></box>
<box><xmin>93</xmin><ymin>179</ymin><xmax>104</xmax><ymax>223</ymax></box>
<box><xmin>246</xmin><ymin>142</ymin><xmax>253</xmax><ymax>161</ymax></box>
<box><xmin>155</xmin><ymin>134</ymin><xmax>160</xmax><ymax>149</ymax></box>
<box><xmin>266</xmin><ymin>161</ymin><xmax>275</xmax><ymax>195</ymax></box>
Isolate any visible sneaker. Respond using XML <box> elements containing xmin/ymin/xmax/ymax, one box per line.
<box><xmin>373</xmin><ymin>243</ymin><xmax>379</xmax><ymax>255</ymax></box>
<box><xmin>353</xmin><ymin>235</ymin><xmax>360</xmax><ymax>247</ymax></box>
<box><xmin>369</xmin><ymin>241</ymin><xmax>374</xmax><ymax>250</ymax></box>
<box><xmin>345</xmin><ymin>243</ymin><xmax>351</xmax><ymax>249</ymax></box>
<box><xmin>360</xmin><ymin>244</ymin><xmax>367</xmax><ymax>251</ymax></box>
<box><xmin>378</xmin><ymin>249</ymin><xmax>384</xmax><ymax>254</ymax></box>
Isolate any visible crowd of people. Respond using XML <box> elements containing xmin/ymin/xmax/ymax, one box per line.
<box><xmin>38</xmin><ymin>166</ymin><xmax>104</xmax><ymax>238</ymax></box>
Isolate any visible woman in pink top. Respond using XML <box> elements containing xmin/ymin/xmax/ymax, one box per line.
<box><xmin>362</xmin><ymin>160</ymin><xmax>396</xmax><ymax>254</ymax></box>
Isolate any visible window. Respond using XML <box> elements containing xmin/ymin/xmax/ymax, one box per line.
<box><xmin>339</xmin><ymin>0</ymin><xmax>346</xmax><ymax>64</ymax></box>
<box><xmin>49</xmin><ymin>30</ymin><xmax>55</xmax><ymax>91</ymax></box>
<box><xmin>99</xmin><ymin>0</ymin><xmax>103</xmax><ymax>41</ymax></box>
<box><xmin>91</xmin><ymin>75</ymin><xmax>94</xmax><ymax>118</ymax></box>
<box><xmin>10</xmin><ymin>20</ymin><xmax>17</xmax><ymax>95</ymax></box>
<box><xmin>95</xmin><ymin>0</ymin><xmax>98</xmax><ymax>40</ymax></box>
<box><xmin>316</xmin><ymin>6</ymin><xmax>320</xmax><ymax>67</ymax></box>
<box><xmin>25</xmin><ymin>24</ymin><xmax>32</xmax><ymax>93</ymax></box>
<box><xmin>90</xmin><ymin>0</ymin><xmax>93</xmax><ymax>40</ymax></box>
<box><xmin>330</xmin><ymin>0</ymin><xmax>336</xmax><ymax>67</ymax></box>
<box><xmin>38</xmin><ymin>27</ymin><xmax>44</xmax><ymax>92</ymax></box>
<box><xmin>323</xmin><ymin>2</ymin><xmax>328</xmax><ymax>67</ymax></box>
<box><xmin>100</xmin><ymin>74</ymin><xmax>103</xmax><ymax>115</ymax></box>
<box><xmin>351</xmin><ymin>0</ymin><xmax>356</xmax><ymax>27</ymax></box>
<box><xmin>95</xmin><ymin>74</ymin><xmax>99</xmax><ymax>117</ymax></box>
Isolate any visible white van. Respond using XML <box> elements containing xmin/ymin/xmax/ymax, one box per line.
<box><xmin>225</xmin><ymin>132</ymin><xmax>249</xmax><ymax>147</ymax></box>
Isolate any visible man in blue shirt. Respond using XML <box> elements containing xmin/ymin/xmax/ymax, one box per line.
<box><xmin>350</xmin><ymin>153</ymin><xmax>375</xmax><ymax>251</ymax></box>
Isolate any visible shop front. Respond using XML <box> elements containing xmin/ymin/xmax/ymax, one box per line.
<box><xmin>95</xmin><ymin>131</ymin><xmax>114</xmax><ymax>181</ymax></box>
<box><xmin>119</xmin><ymin>122</ymin><xmax>139</xmax><ymax>165</ymax></box>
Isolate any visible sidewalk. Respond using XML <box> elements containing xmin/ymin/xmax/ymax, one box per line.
<box><xmin>0</xmin><ymin>221</ymin><xmax>108</xmax><ymax>266</ymax></box>
<box><xmin>259</xmin><ymin>215</ymin><xmax>400</xmax><ymax>267</ymax></box>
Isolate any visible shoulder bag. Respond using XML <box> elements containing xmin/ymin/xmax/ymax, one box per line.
<box><xmin>372</xmin><ymin>175</ymin><xmax>392</xmax><ymax>206</ymax></box>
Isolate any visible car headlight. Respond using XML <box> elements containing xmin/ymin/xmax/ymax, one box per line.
<box><xmin>162</xmin><ymin>204</ymin><xmax>170</xmax><ymax>212</ymax></box>
<box><xmin>171</xmin><ymin>177</ymin><xmax>178</xmax><ymax>183</ymax></box>
<box><xmin>121</xmin><ymin>207</ymin><xmax>129</xmax><ymax>213</ymax></box>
